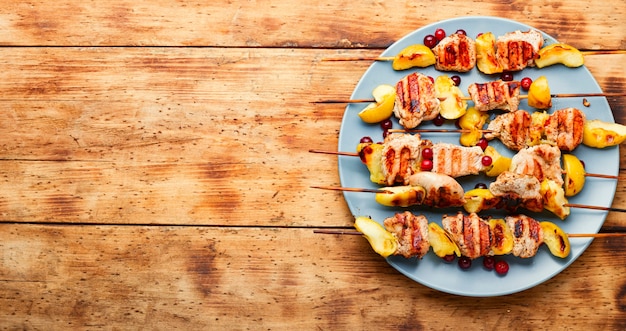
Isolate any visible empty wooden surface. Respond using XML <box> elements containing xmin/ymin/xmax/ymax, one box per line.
<box><xmin>0</xmin><ymin>1</ymin><xmax>625</xmax><ymax>329</ymax></box>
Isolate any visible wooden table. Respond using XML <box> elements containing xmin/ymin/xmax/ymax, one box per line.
<box><xmin>0</xmin><ymin>1</ymin><xmax>624</xmax><ymax>329</ymax></box>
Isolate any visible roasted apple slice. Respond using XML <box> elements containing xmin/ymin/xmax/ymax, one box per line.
<box><xmin>475</xmin><ymin>32</ymin><xmax>503</xmax><ymax>74</ymax></box>
<box><xmin>392</xmin><ymin>44</ymin><xmax>437</xmax><ymax>70</ymax></box>
<box><xmin>582</xmin><ymin>119</ymin><xmax>626</xmax><ymax>148</ymax></box>
<box><xmin>354</xmin><ymin>216</ymin><xmax>398</xmax><ymax>258</ymax></box>
<box><xmin>535</xmin><ymin>43</ymin><xmax>584</xmax><ymax>69</ymax></box>
<box><xmin>375</xmin><ymin>185</ymin><xmax>427</xmax><ymax>207</ymax></box>
<box><xmin>356</xmin><ymin>142</ymin><xmax>386</xmax><ymax>185</ymax></box>
<box><xmin>435</xmin><ymin>75</ymin><xmax>468</xmax><ymax>120</ymax></box>
<box><xmin>527</xmin><ymin>75</ymin><xmax>552</xmax><ymax>109</ymax></box>
<box><xmin>540</xmin><ymin>179</ymin><xmax>570</xmax><ymax>220</ymax></box>
<box><xmin>562</xmin><ymin>154</ymin><xmax>586</xmax><ymax>197</ymax></box>
<box><xmin>458</xmin><ymin>107</ymin><xmax>489</xmax><ymax>147</ymax></box>
<box><xmin>488</xmin><ymin>218</ymin><xmax>514</xmax><ymax>255</ymax></box>
<box><xmin>484</xmin><ymin>146</ymin><xmax>512</xmax><ymax>177</ymax></box>
<box><xmin>358</xmin><ymin>84</ymin><xmax>396</xmax><ymax>124</ymax></box>
<box><xmin>463</xmin><ymin>188</ymin><xmax>500</xmax><ymax>214</ymax></box>
<box><xmin>428</xmin><ymin>222</ymin><xmax>461</xmax><ymax>258</ymax></box>
<box><xmin>540</xmin><ymin>221</ymin><xmax>571</xmax><ymax>258</ymax></box>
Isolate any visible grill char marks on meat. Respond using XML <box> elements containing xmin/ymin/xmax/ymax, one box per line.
<box><xmin>383</xmin><ymin>211</ymin><xmax>430</xmax><ymax>258</ymax></box>
<box><xmin>442</xmin><ymin>212</ymin><xmax>491</xmax><ymax>259</ymax></box>
<box><xmin>505</xmin><ymin>214</ymin><xmax>544</xmax><ymax>258</ymax></box>
<box><xmin>495</xmin><ymin>30</ymin><xmax>544</xmax><ymax>71</ymax></box>
<box><xmin>544</xmin><ymin>107</ymin><xmax>586</xmax><ymax>152</ymax></box>
<box><xmin>485</xmin><ymin>110</ymin><xmax>532</xmax><ymax>151</ymax></box>
<box><xmin>393</xmin><ymin>72</ymin><xmax>441</xmax><ymax>129</ymax></box>
<box><xmin>433</xmin><ymin>33</ymin><xmax>477</xmax><ymax>72</ymax></box>
<box><xmin>467</xmin><ymin>80</ymin><xmax>521</xmax><ymax>112</ymax></box>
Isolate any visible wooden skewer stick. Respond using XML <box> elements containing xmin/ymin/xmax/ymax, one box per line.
<box><xmin>310</xmin><ymin>185</ymin><xmax>391</xmax><ymax>194</ymax></box>
<box><xmin>310</xmin><ymin>98</ymin><xmax>378</xmax><ymax>104</ymax></box>
<box><xmin>312</xmin><ymin>92</ymin><xmax>626</xmax><ymax>104</ymax></box>
<box><xmin>314</xmin><ymin>229</ymin><xmax>363</xmax><ymax>235</ymax></box>
<box><xmin>567</xmin><ymin>232</ymin><xmax>626</xmax><ymax>238</ymax></box>
<box><xmin>580</xmin><ymin>50</ymin><xmax>626</xmax><ymax>55</ymax></box>
<box><xmin>308</xmin><ymin>149</ymin><xmax>622</xmax><ymax>180</ymax></box>
<box><xmin>558</xmin><ymin>172</ymin><xmax>620</xmax><ymax>180</ymax></box>
<box><xmin>582</xmin><ymin>173</ymin><xmax>620</xmax><ymax>179</ymax></box>
<box><xmin>311</xmin><ymin>186</ymin><xmax>392</xmax><ymax>194</ymax></box>
<box><xmin>388</xmin><ymin>128</ymin><xmax>626</xmax><ymax>146</ymax></box>
<box><xmin>322</xmin><ymin>56</ymin><xmax>396</xmax><ymax>62</ymax></box>
<box><xmin>313</xmin><ymin>228</ymin><xmax>626</xmax><ymax>238</ymax></box>
<box><xmin>321</xmin><ymin>50</ymin><xmax>626</xmax><ymax>62</ymax></box>
<box><xmin>312</xmin><ymin>186</ymin><xmax>626</xmax><ymax>213</ymax></box>
<box><xmin>564</xmin><ymin>204</ymin><xmax>626</xmax><ymax>213</ymax></box>
<box><xmin>388</xmin><ymin>128</ymin><xmax>494</xmax><ymax>134</ymax></box>
<box><xmin>309</xmin><ymin>149</ymin><xmax>358</xmax><ymax>157</ymax></box>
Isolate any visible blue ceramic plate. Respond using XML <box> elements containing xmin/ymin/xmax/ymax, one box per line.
<box><xmin>338</xmin><ymin>16</ymin><xmax>618</xmax><ymax>297</ymax></box>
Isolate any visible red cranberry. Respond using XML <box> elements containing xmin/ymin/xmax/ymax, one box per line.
<box><xmin>451</xmin><ymin>75</ymin><xmax>461</xmax><ymax>86</ymax></box>
<box><xmin>476</xmin><ymin>138</ymin><xmax>489</xmax><ymax>151</ymax></box>
<box><xmin>500</xmin><ymin>72</ymin><xmax>514</xmax><ymax>81</ymax></box>
<box><xmin>360</xmin><ymin>136</ymin><xmax>373</xmax><ymax>144</ymax></box>
<box><xmin>424</xmin><ymin>34</ymin><xmax>437</xmax><ymax>48</ymax></box>
<box><xmin>455</xmin><ymin>29</ymin><xmax>467</xmax><ymax>36</ymax></box>
<box><xmin>434</xmin><ymin>28</ymin><xmax>446</xmax><ymax>41</ymax></box>
<box><xmin>421</xmin><ymin>159</ymin><xmax>433</xmax><ymax>171</ymax></box>
<box><xmin>458</xmin><ymin>256</ymin><xmax>472</xmax><ymax>270</ymax></box>
<box><xmin>481</xmin><ymin>155</ymin><xmax>493</xmax><ymax>167</ymax></box>
<box><xmin>483</xmin><ymin>256</ymin><xmax>495</xmax><ymax>270</ymax></box>
<box><xmin>495</xmin><ymin>260</ymin><xmax>509</xmax><ymax>275</ymax></box>
<box><xmin>474</xmin><ymin>183</ymin><xmax>488</xmax><ymax>189</ymax></box>
<box><xmin>443</xmin><ymin>254</ymin><xmax>456</xmax><ymax>263</ymax></box>
<box><xmin>422</xmin><ymin>147</ymin><xmax>433</xmax><ymax>160</ymax></box>
<box><xmin>521</xmin><ymin>77</ymin><xmax>533</xmax><ymax>91</ymax></box>
<box><xmin>380</xmin><ymin>119</ymin><xmax>393</xmax><ymax>131</ymax></box>
<box><xmin>433</xmin><ymin>114</ymin><xmax>445</xmax><ymax>126</ymax></box>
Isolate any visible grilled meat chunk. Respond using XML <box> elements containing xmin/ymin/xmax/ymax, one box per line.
<box><xmin>510</xmin><ymin>144</ymin><xmax>564</xmax><ymax>187</ymax></box>
<box><xmin>383</xmin><ymin>211</ymin><xmax>430</xmax><ymax>258</ymax></box>
<box><xmin>485</xmin><ymin>110</ymin><xmax>532</xmax><ymax>151</ymax></box>
<box><xmin>442</xmin><ymin>212</ymin><xmax>491</xmax><ymax>259</ymax></box>
<box><xmin>432</xmin><ymin>33</ymin><xmax>477</xmax><ymax>72</ymax></box>
<box><xmin>380</xmin><ymin>133</ymin><xmax>423</xmax><ymax>185</ymax></box>
<box><xmin>408</xmin><ymin>172</ymin><xmax>466</xmax><ymax>208</ymax></box>
<box><xmin>486</xmin><ymin>108</ymin><xmax>586</xmax><ymax>151</ymax></box>
<box><xmin>489</xmin><ymin>171</ymin><xmax>543</xmax><ymax>212</ymax></box>
<box><xmin>505</xmin><ymin>214</ymin><xmax>544</xmax><ymax>258</ymax></box>
<box><xmin>495</xmin><ymin>29</ymin><xmax>544</xmax><ymax>71</ymax></box>
<box><xmin>543</xmin><ymin>108</ymin><xmax>586</xmax><ymax>152</ymax></box>
<box><xmin>467</xmin><ymin>80</ymin><xmax>521</xmax><ymax>112</ymax></box>
<box><xmin>432</xmin><ymin>143</ymin><xmax>486</xmax><ymax>178</ymax></box>
<box><xmin>393</xmin><ymin>72</ymin><xmax>441</xmax><ymax>129</ymax></box>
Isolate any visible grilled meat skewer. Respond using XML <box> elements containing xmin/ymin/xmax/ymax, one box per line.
<box><xmin>359</xmin><ymin>211</ymin><xmax>569</xmax><ymax>260</ymax></box>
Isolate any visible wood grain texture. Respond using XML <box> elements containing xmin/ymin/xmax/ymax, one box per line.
<box><xmin>0</xmin><ymin>48</ymin><xmax>351</xmax><ymax>225</ymax></box>
<box><xmin>1</xmin><ymin>225</ymin><xmax>625</xmax><ymax>329</ymax></box>
<box><xmin>0</xmin><ymin>1</ymin><xmax>623</xmax><ymax>49</ymax></box>
<box><xmin>0</xmin><ymin>1</ymin><xmax>625</xmax><ymax>328</ymax></box>
<box><xmin>0</xmin><ymin>48</ymin><xmax>623</xmax><ymax>226</ymax></box>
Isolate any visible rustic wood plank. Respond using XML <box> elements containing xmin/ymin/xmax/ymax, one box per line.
<box><xmin>0</xmin><ymin>1</ymin><xmax>623</xmax><ymax>48</ymax></box>
<box><xmin>0</xmin><ymin>48</ymin><xmax>623</xmax><ymax>225</ymax></box>
<box><xmin>0</xmin><ymin>224</ymin><xmax>625</xmax><ymax>329</ymax></box>
<box><xmin>0</xmin><ymin>47</ymin><xmax>351</xmax><ymax>225</ymax></box>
